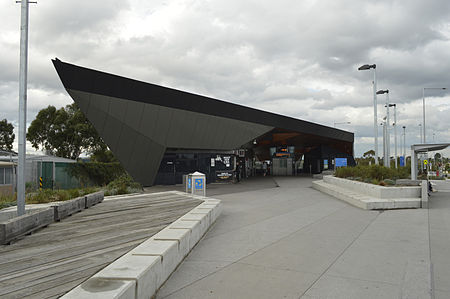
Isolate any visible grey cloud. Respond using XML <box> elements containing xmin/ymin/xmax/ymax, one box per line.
<box><xmin>1</xmin><ymin>0</ymin><xmax>450</xmax><ymax>156</ymax></box>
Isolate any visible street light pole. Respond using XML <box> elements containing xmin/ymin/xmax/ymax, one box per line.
<box><xmin>358</xmin><ymin>64</ymin><xmax>378</xmax><ymax>165</ymax></box>
<box><xmin>402</xmin><ymin>126</ymin><xmax>406</xmax><ymax>159</ymax></box>
<box><xmin>423</xmin><ymin>87</ymin><xmax>446</xmax><ymax>144</ymax></box>
<box><xmin>382</xmin><ymin>119</ymin><xmax>387</xmax><ymax>166</ymax></box>
<box><xmin>383</xmin><ymin>117</ymin><xmax>389</xmax><ymax>167</ymax></box>
<box><xmin>419</xmin><ymin>124</ymin><xmax>422</xmax><ymax>143</ymax></box>
<box><xmin>17</xmin><ymin>0</ymin><xmax>31</xmax><ymax>217</ymax></box>
<box><xmin>386</xmin><ymin>92</ymin><xmax>390</xmax><ymax>167</ymax></box>
<box><xmin>389</xmin><ymin>104</ymin><xmax>397</xmax><ymax>168</ymax></box>
<box><xmin>377</xmin><ymin>89</ymin><xmax>390</xmax><ymax>167</ymax></box>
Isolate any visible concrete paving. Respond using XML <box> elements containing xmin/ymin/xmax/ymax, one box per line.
<box><xmin>157</xmin><ymin>177</ymin><xmax>450</xmax><ymax>299</ymax></box>
<box><xmin>428</xmin><ymin>180</ymin><xmax>450</xmax><ymax>299</ymax></box>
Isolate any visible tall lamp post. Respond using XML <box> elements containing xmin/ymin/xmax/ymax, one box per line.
<box><xmin>423</xmin><ymin>87</ymin><xmax>446</xmax><ymax>143</ymax></box>
<box><xmin>377</xmin><ymin>89</ymin><xmax>390</xmax><ymax>167</ymax></box>
<box><xmin>380</xmin><ymin>118</ymin><xmax>387</xmax><ymax>166</ymax></box>
<box><xmin>419</xmin><ymin>124</ymin><xmax>422</xmax><ymax>143</ymax></box>
<box><xmin>358</xmin><ymin>64</ymin><xmax>378</xmax><ymax>165</ymax></box>
<box><xmin>17</xmin><ymin>0</ymin><xmax>31</xmax><ymax>216</ymax></box>
<box><xmin>402</xmin><ymin>126</ymin><xmax>406</xmax><ymax>160</ymax></box>
<box><xmin>388</xmin><ymin>103</ymin><xmax>397</xmax><ymax>168</ymax></box>
<box><xmin>418</xmin><ymin>124</ymin><xmax>423</xmax><ymax>171</ymax></box>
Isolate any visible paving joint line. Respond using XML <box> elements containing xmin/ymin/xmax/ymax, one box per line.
<box><xmin>325</xmin><ymin>273</ymin><xmax>400</xmax><ymax>287</ymax></box>
<box><xmin>298</xmin><ymin>210</ymin><xmax>382</xmax><ymax>298</ymax></box>
<box><xmin>203</xmin><ymin>200</ymin><xmax>338</xmax><ymax>240</ymax></box>
<box><xmin>159</xmin><ymin>204</ymin><xmax>351</xmax><ymax>298</ymax></box>
<box><xmin>428</xmin><ymin>198</ymin><xmax>435</xmax><ymax>299</ymax></box>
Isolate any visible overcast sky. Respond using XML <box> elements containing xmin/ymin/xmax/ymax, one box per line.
<box><xmin>1</xmin><ymin>0</ymin><xmax>449</xmax><ymax>157</ymax></box>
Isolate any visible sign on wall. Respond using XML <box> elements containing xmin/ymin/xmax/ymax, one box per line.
<box><xmin>400</xmin><ymin>156</ymin><xmax>405</xmax><ymax>167</ymax></box>
<box><xmin>216</xmin><ymin>171</ymin><xmax>233</xmax><ymax>182</ymax></box>
<box><xmin>194</xmin><ymin>178</ymin><xmax>204</xmax><ymax>190</ymax></box>
<box><xmin>335</xmin><ymin>158</ymin><xmax>347</xmax><ymax>167</ymax></box>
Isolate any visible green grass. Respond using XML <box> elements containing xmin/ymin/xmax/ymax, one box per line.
<box><xmin>0</xmin><ymin>193</ymin><xmax>16</xmax><ymax>209</ymax></box>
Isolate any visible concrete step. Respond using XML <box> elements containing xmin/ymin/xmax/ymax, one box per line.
<box><xmin>312</xmin><ymin>180</ymin><xmax>421</xmax><ymax>210</ymax></box>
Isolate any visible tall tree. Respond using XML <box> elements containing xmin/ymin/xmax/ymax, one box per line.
<box><xmin>363</xmin><ymin>150</ymin><xmax>375</xmax><ymax>158</ymax></box>
<box><xmin>0</xmin><ymin>119</ymin><xmax>15</xmax><ymax>151</ymax></box>
<box><xmin>27</xmin><ymin>103</ymin><xmax>107</xmax><ymax>159</ymax></box>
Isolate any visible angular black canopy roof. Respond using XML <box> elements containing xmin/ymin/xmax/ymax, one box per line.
<box><xmin>53</xmin><ymin>59</ymin><xmax>353</xmax><ymax>143</ymax></box>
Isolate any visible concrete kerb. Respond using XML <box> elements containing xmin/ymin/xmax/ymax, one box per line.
<box><xmin>313</xmin><ymin>176</ymin><xmax>422</xmax><ymax>210</ymax></box>
<box><xmin>52</xmin><ymin>196</ymin><xmax>85</xmax><ymax>221</ymax></box>
<box><xmin>0</xmin><ymin>208</ymin><xmax>54</xmax><ymax>245</ymax></box>
<box><xmin>62</xmin><ymin>278</ymin><xmax>136</xmax><ymax>299</ymax></box>
<box><xmin>85</xmin><ymin>191</ymin><xmax>105</xmax><ymax>208</ymax></box>
<box><xmin>421</xmin><ymin>180</ymin><xmax>428</xmax><ymax>208</ymax></box>
<box><xmin>0</xmin><ymin>191</ymin><xmax>105</xmax><ymax>245</ymax></box>
<box><xmin>61</xmin><ymin>193</ymin><xmax>222</xmax><ymax>299</ymax></box>
<box><xmin>323</xmin><ymin>175</ymin><xmax>421</xmax><ymax>198</ymax></box>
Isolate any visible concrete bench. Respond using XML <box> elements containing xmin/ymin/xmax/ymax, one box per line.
<box><xmin>313</xmin><ymin>177</ymin><xmax>423</xmax><ymax>210</ymax></box>
<box><xmin>62</xmin><ymin>196</ymin><xmax>223</xmax><ymax>299</ymax></box>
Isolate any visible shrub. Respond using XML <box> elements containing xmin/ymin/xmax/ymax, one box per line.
<box><xmin>106</xmin><ymin>174</ymin><xmax>142</xmax><ymax>195</ymax></box>
<box><xmin>25</xmin><ymin>187</ymin><xmax>101</xmax><ymax>205</ymax></box>
<box><xmin>0</xmin><ymin>193</ymin><xmax>16</xmax><ymax>209</ymax></box>
<box><xmin>335</xmin><ymin>164</ymin><xmax>410</xmax><ymax>185</ymax></box>
<box><xmin>371</xmin><ymin>178</ymin><xmax>379</xmax><ymax>185</ymax></box>
<box><xmin>68</xmin><ymin>161</ymin><xmax>126</xmax><ymax>186</ymax></box>
<box><xmin>68</xmin><ymin>189</ymin><xmax>80</xmax><ymax>198</ymax></box>
<box><xmin>384</xmin><ymin>179</ymin><xmax>395</xmax><ymax>186</ymax></box>
<box><xmin>25</xmin><ymin>181</ymin><xmax>38</xmax><ymax>192</ymax></box>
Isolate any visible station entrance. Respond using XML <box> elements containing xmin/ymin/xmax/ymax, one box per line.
<box><xmin>154</xmin><ymin>128</ymin><xmax>355</xmax><ymax>185</ymax></box>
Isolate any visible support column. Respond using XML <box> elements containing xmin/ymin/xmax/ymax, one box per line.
<box><xmin>411</xmin><ymin>147</ymin><xmax>417</xmax><ymax>180</ymax></box>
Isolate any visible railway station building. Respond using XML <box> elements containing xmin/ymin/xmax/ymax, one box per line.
<box><xmin>53</xmin><ymin>59</ymin><xmax>354</xmax><ymax>186</ymax></box>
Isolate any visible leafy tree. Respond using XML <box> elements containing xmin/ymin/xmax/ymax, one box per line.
<box><xmin>0</xmin><ymin>119</ymin><xmax>15</xmax><ymax>151</ymax></box>
<box><xmin>90</xmin><ymin>147</ymin><xmax>118</xmax><ymax>163</ymax></box>
<box><xmin>363</xmin><ymin>150</ymin><xmax>375</xmax><ymax>158</ymax></box>
<box><xmin>27</xmin><ymin>103</ymin><xmax>107</xmax><ymax>159</ymax></box>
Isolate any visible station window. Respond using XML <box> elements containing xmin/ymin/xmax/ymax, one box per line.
<box><xmin>0</xmin><ymin>168</ymin><xmax>13</xmax><ymax>185</ymax></box>
<box><xmin>5</xmin><ymin>168</ymin><xmax>12</xmax><ymax>184</ymax></box>
<box><xmin>0</xmin><ymin>168</ymin><xmax>4</xmax><ymax>185</ymax></box>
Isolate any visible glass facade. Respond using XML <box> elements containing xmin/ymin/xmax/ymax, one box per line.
<box><xmin>155</xmin><ymin>152</ymin><xmax>235</xmax><ymax>185</ymax></box>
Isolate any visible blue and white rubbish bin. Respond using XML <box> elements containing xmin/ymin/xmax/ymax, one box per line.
<box><xmin>186</xmin><ymin>171</ymin><xmax>206</xmax><ymax>197</ymax></box>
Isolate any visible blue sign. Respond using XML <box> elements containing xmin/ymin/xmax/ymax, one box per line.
<box><xmin>400</xmin><ymin>156</ymin><xmax>405</xmax><ymax>167</ymax></box>
<box><xmin>194</xmin><ymin>178</ymin><xmax>203</xmax><ymax>190</ymax></box>
<box><xmin>335</xmin><ymin>158</ymin><xmax>347</xmax><ymax>167</ymax></box>
<box><xmin>188</xmin><ymin>178</ymin><xmax>192</xmax><ymax>189</ymax></box>
<box><xmin>324</xmin><ymin>159</ymin><xmax>328</xmax><ymax>170</ymax></box>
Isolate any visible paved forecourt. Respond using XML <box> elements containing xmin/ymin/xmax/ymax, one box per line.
<box><xmin>0</xmin><ymin>191</ymin><xmax>202</xmax><ymax>299</ymax></box>
<box><xmin>428</xmin><ymin>179</ymin><xmax>450</xmax><ymax>299</ymax></box>
<box><xmin>157</xmin><ymin>177</ymin><xmax>437</xmax><ymax>299</ymax></box>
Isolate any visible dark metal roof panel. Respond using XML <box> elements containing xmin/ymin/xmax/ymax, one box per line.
<box><xmin>53</xmin><ymin>59</ymin><xmax>353</xmax><ymax>143</ymax></box>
